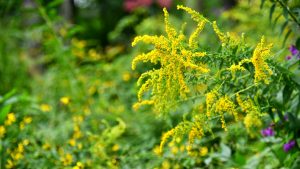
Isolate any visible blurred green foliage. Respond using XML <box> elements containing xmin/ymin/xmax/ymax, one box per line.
<box><xmin>0</xmin><ymin>0</ymin><xmax>299</xmax><ymax>168</ymax></box>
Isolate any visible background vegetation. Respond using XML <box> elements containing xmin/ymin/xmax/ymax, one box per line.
<box><xmin>0</xmin><ymin>0</ymin><xmax>299</xmax><ymax>168</ymax></box>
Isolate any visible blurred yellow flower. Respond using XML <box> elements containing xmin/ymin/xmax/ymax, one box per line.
<box><xmin>42</xmin><ymin>142</ymin><xmax>51</xmax><ymax>150</ymax></box>
<box><xmin>19</xmin><ymin>122</ymin><xmax>25</xmax><ymax>130</ymax></box>
<box><xmin>0</xmin><ymin>125</ymin><xmax>5</xmax><ymax>138</ymax></box>
<box><xmin>24</xmin><ymin>117</ymin><xmax>32</xmax><ymax>124</ymax></box>
<box><xmin>77</xmin><ymin>143</ymin><xmax>83</xmax><ymax>150</ymax></box>
<box><xmin>5</xmin><ymin>113</ymin><xmax>16</xmax><ymax>126</ymax></box>
<box><xmin>162</xmin><ymin>160</ymin><xmax>171</xmax><ymax>169</ymax></box>
<box><xmin>73</xmin><ymin>116</ymin><xmax>84</xmax><ymax>123</ymax></box>
<box><xmin>88</xmin><ymin>49</ymin><xmax>101</xmax><ymax>60</ymax></box>
<box><xmin>200</xmin><ymin>147</ymin><xmax>208</xmax><ymax>156</ymax></box>
<box><xmin>122</xmin><ymin>72</ymin><xmax>131</xmax><ymax>81</ymax></box>
<box><xmin>73</xmin><ymin>162</ymin><xmax>84</xmax><ymax>169</ymax></box>
<box><xmin>5</xmin><ymin>159</ymin><xmax>14</xmax><ymax>169</ymax></box>
<box><xmin>40</xmin><ymin>104</ymin><xmax>52</xmax><ymax>112</ymax></box>
<box><xmin>153</xmin><ymin>145</ymin><xmax>161</xmax><ymax>156</ymax></box>
<box><xmin>171</xmin><ymin>146</ymin><xmax>179</xmax><ymax>155</ymax></box>
<box><xmin>72</xmin><ymin>38</ymin><xmax>86</xmax><ymax>49</ymax></box>
<box><xmin>68</xmin><ymin>139</ymin><xmax>76</xmax><ymax>147</ymax></box>
<box><xmin>23</xmin><ymin>139</ymin><xmax>29</xmax><ymax>146</ymax></box>
<box><xmin>112</xmin><ymin>144</ymin><xmax>119</xmax><ymax>151</ymax></box>
<box><xmin>60</xmin><ymin>97</ymin><xmax>70</xmax><ymax>105</ymax></box>
<box><xmin>61</xmin><ymin>153</ymin><xmax>73</xmax><ymax>166</ymax></box>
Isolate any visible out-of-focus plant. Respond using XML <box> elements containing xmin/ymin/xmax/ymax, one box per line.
<box><xmin>261</xmin><ymin>0</ymin><xmax>300</xmax><ymax>45</ymax></box>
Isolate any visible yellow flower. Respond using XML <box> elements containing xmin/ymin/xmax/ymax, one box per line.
<box><xmin>71</xmin><ymin>38</ymin><xmax>86</xmax><ymax>49</ymax></box>
<box><xmin>171</xmin><ymin>146</ymin><xmax>179</xmax><ymax>155</ymax></box>
<box><xmin>11</xmin><ymin>152</ymin><xmax>23</xmax><ymax>160</ymax></box>
<box><xmin>122</xmin><ymin>72</ymin><xmax>131</xmax><ymax>81</ymax></box>
<box><xmin>160</xmin><ymin>122</ymin><xmax>192</xmax><ymax>153</ymax></box>
<box><xmin>22</xmin><ymin>139</ymin><xmax>29</xmax><ymax>146</ymax></box>
<box><xmin>77</xmin><ymin>143</ymin><xmax>83</xmax><ymax>150</ymax></box>
<box><xmin>17</xmin><ymin>143</ymin><xmax>24</xmax><ymax>153</ymax></box>
<box><xmin>112</xmin><ymin>144</ymin><xmax>119</xmax><ymax>151</ymax></box>
<box><xmin>60</xmin><ymin>97</ymin><xmax>70</xmax><ymax>105</ymax></box>
<box><xmin>40</xmin><ymin>104</ymin><xmax>51</xmax><ymax>112</ymax></box>
<box><xmin>5</xmin><ymin>159</ymin><xmax>14</xmax><ymax>169</ymax></box>
<box><xmin>251</xmin><ymin>36</ymin><xmax>273</xmax><ymax>84</ymax></box>
<box><xmin>153</xmin><ymin>145</ymin><xmax>161</xmax><ymax>156</ymax></box>
<box><xmin>19</xmin><ymin>122</ymin><xmax>25</xmax><ymax>130</ymax></box>
<box><xmin>88</xmin><ymin>49</ymin><xmax>101</xmax><ymax>60</ymax></box>
<box><xmin>61</xmin><ymin>153</ymin><xmax>73</xmax><ymax>166</ymax></box>
<box><xmin>236</xmin><ymin>94</ymin><xmax>262</xmax><ymax>133</ymax></box>
<box><xmin>73</xmin><ymin>116</ymin><xmax>83</xmax><ymax>123</ymax></box>
<box><xmin>215</xmin><ymin>96</ymin><xmax>239</xmax><ymax>131</ymax></box>
<box><xmin>20</xmin><ymin>117</ymin><xmax>33</xmax><ymax>130</ymax></box>
<box><xmin>212</xmin><ymin>21</ymin><xmax>227</xmax><ymax>44</ymax></box>
<box><xmin>5</xmin><ymin>113</ymin><xmax>16</xmax><ymax>126</ymax></box>
<box><xmin>205</xmin><ymin>90</ymin><xmax>218</xmax><ymax>117</ymax></box>
<box><xmin>24</xmin><ymin>117</ymin><xmax>32</xmax><ymax>124</ymax></box>
<box><xmin>68</xmin><ymin>139</ymin><xmax>76</xmax><ymax>147</ymax></box>
<box><xmin>42</xmin><ymin>142</ymin><xmax>51</xmax><ymax>150</ymax></box>
<box><xmin>162</xmin><ymin>160</ymin><xmax>171</xmax><ymax>169</ymax></box>
<box><xmin>199</xmin><ymin>147</ymin><xmax>208</xmax><ymax>156</ymax></box>
<box><xmin>132</xmin><ymin>6</ymin><xmax>209</xmax><ymax>113</ymax></box>
<box><xmin>244</xmin><ymin>113</ymin><xmax>262</xmax><ymax>129</ymax></box>
<box><xmin>73</xmin><ymin>162</ymin><xmax>84</xmax><ymax>169</ymax></box>
<box><xmin>0</xmin><ymin>125</ymin><xmax>5</xmax><ymax>138</ymax></box>
<box><xmin>227</xmin><ymin>64</ymin><xmax>246</xmax><ymax>79</ymax></box>
<box><xmin>73</xmin><ymin>125</ymin><xmax>82</xmax><ymax>139</ymax></box>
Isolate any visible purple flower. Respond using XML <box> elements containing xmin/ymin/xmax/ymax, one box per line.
<box><xmin>283</xmin><ymin>140</ymin><xmax>296</xmax><ymax>152</ymax></box>
<box><xmin>286</xmin><ymin>55</ymin><xmax>292</xmax><ymax>60</ymax></box>
<box><xmin>261</xmin><ymin>127</ymin><xmax>274</xmax><ymax>137</ymax></box>
<box><xmin>289</xmin><ymin>45</ymin><xmax>299</xmax><ymax>56</ymax></box>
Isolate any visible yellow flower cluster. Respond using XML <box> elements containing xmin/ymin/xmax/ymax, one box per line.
<box><xmin>227</xmin><ymin>64</ymin><xmax>246</xmax><ymax>79</ymax></box>
<box><xmin>205</xmin><ymin>90</ymin><xmax>218</xmax><ymax>117</ymax></box>
<box><xmin>227</xmin><ymin>36</ymin><xmax>273</xmax><ymax>84</ymax></box>
<box><xmin>187</xmin><ymin>122</ymin><xmax>204</xmax><ymax>153</ymax></box>
<box><xmin>68</xmin><ymin>115</ymin><xmax>83</xmax><ymax>148</ymax></box>
<box><xmin>5</xmin><ymin>113</ymin><xmax>16</xmax><ymax>126</ymax></box>
<box><xmin>61</xmin><ymin>153</ymin><xmax>73</xmax><ymax>166</ymax></box>
<box><xmin>19</xmin><ymin>116</ymin><xmax>32</xmax><ymax>130</ymax></box>
<box><xmin>215</xmin><ymin>95</ymin><xmax>239</xmax><ymax>131</ymax></box>
<box><xmin>0</xmin><ymin>125</ymin><xmax>5</xmax><ymax>138</ymax></box>
<box><xmin>132</xmin><ymin>6</ymin><xmax>209</xmax><ymax>112</ymax></box>
<box><xmin>159</xmin><ymin>122</ymin><xmax>192</xmax><ymax>153</ymax></box>
<box><xmin>6</xmin><ymin>140</ymin><xmax>29</xmax><ymax>169</ymax></box>
<box><xmin>250</xmin><ymin>37</ymin><xmax>273</xmax><ymax>84</ymax></box>
<box><xmin>212</xmin><ymin>21</ymin><xmax>227</xmax><ymax>44</ymax></box>
<box><xmin>73</xmin><ymin>162</ymin><xmax>84</xmax><ymax>169</ymax></box>
<box><xmin>236</xmin><ymin>94</ymin><xmax>262</xmax><ymax>133</ymax></box>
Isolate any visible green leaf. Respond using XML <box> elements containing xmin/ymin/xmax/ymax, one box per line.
<box><xmin>283</xmin><ymin>84</ymin><xmax>293</xmax><ymax>106</ymax></box>
<box><xmin>296</xmin><ymin>38</ymin><xmax>300</xmax><ymax>49</ymax></box>
<box><xmin>260</xmin><ymin>0</ymin><xmax>266</xmax><ymax>9</ymax></box>
<box><xmin>270</xmin><ymin>4</ymin><xmax>276</xmax><ymax>21</ymax></box>
<box><xmin>283</xmin><ymin>29</ymin><xmax>292</xmax><ymax>47</ymax></box>
<box><xmin>291</xmin><ymin>154</ymin><xmax>300</xmax><ymax>169</ymax></box>
<box><xmin>272</xmin><ymin>14</ymin><xmax>282</xmax><ymax>29</ymax></box>
<box><xmin>47</xmin><ymin>0</ymin><xmax>64</xmax><ymax>8</ymax></box>
<box><xmin>283</xmin><ymin>8</ymin><xmax>289</xmax><ymax>20</ymax></box>
<box><xmin>0</xmin><ymin>104</ymin><xmax>11</xmax><ymax>124</ymax></box>
<box><xmin>0</xmin><ymin>89</ymin><xmax>16</xmax><ymax>104</ymax></box>
<box><xmin>280</xmin><ymin>21</ymin><xmax>289</xmax><ymax>35</ymax></box>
